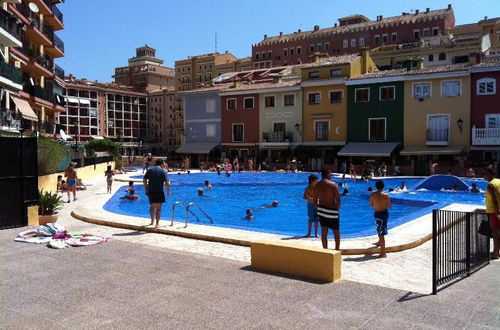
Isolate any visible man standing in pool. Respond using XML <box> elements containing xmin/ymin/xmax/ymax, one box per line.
<box><xmin>143</xmin><ymin>159</ymin><xmax>170</xmax><ymax>228</ymax></box>
<box><xmin>369</xmin><ymin>180</ymin><xmax>391</xmax><ymax>258</ymax></box>
<box><xmin>311</xmin><ymin>169</ymin><xmax>341</xmax><ymax>250</ymax></box>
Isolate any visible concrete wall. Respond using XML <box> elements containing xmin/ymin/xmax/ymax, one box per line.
<box><xmin>38</xmin><ymin>161</ymin><xmax>115</xmax><ymax>193</ymax></box>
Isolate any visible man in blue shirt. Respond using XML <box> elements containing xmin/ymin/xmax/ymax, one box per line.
<box><xmin>143</xmin><ymin>159</ymin><xmax>170</xmax><ymax>228</ymax></box>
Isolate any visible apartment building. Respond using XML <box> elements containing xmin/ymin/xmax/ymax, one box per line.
<box><xmin>175</xmin><ymin>52</ymin><xmax>237</xmax><ymax>91</ymax></box>
<box><xmin>252</xmin><ymin>5</ymin><xmax>455</xmax><ymax>68</ymax></box>
<box><xmin>451</xmin><ymin>16</ymin><xmax>500</xmax><ymax>48</ymax></box>
<box><xmin>214</xmin><ymin>56</ymin><xmax>252</xmax><ymax>77</ymax></box>
<box><xmin>113</xmin><ymin>45</ymin><xmax>175</xmax><ymax>92</ymax></box>
<box><xmin>3</xmin><ymin>0</ymin><xmax>65</xmax><ymax>135</ymax></box>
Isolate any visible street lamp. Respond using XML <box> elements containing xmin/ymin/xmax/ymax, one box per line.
<box><xmin>456</xmin><ymin>118</ymin><xmax>464</xmax><ymax>133</ymax></box>
<box><xmin>74</xmin><ymin>119</ymin><xmax>79</xmax><ymax>151</ymax></box>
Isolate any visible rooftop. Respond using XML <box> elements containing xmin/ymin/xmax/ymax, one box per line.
<box><xmin>65</xmin><ymin>78</ymin><xmax>147</xmax><ymax>95</ymax></box>
<box><xmin>302</xmin><ymin>54</ymin><xmax>360</xmax><ymax>68</ymax></box>
<box><xmin>348</xmin><ymin>62</ymin><xmax>472</xmax><ymax>80</ymax></box>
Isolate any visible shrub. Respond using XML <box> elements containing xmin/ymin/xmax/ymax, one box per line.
<box><xmin>38</xmin><ymin>136</ymin><xmax>69</xmax><ymax>175</ymax></box>
<box><xmin>85</xmin><ymin>138</ymin><xmax>121</xmax><ymax>159</ymax></box>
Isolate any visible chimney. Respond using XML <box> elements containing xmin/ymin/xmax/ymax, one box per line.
<box><xmin>279</xmin><ymin>32</ymin><xmax>283</xmax><ymax>37</ymax></box>
<box><xmin>298</xmin><ymin>29</ymin><xmax>301</xmax><ymax>33</ymax></box>
<box><xmin>426</xmin><ymin>8</ymin><xmax>430</xmax><ymax>13</ymax></box>
<box><xmin>233</xmin><ymin>81</ymin><xmax>240</xmax><ymax>89</ymax></box>
<box><xmin>334</xmin><ymin>23</ymin><xmax>337</xmax><ymax>27</ymax></box>
<box><xmin>417</xmin><ymin>57</ymin><xmax>424</xmax><ymax>69</ymax></box>
<box><xmin>447</xmin><ymin>4</ymin><xmax>452</xmax><ymax>10</ymax></box>
<box><xmin>314</xmin><ymin>25</ymin><xmax>320</xmax><ymax>31</ymax></box>
<box><xmin>415</xmin><ymin>9</ymin><xmax>419</xmax><ymax>15</ymax></box>
<box><xmin>272</xmin><ymin>76</ymin><xmax>282</xmax><ymax>84</ymax></box>
<box><xmin>264</xmin><ymin>34</ymin><xmax>267</xmax><ymax>39</ymax></box>
<box><xmin>360</xmin><ymin>47</ymin><xmax>370</xmax><ymax>74</ymax></box>
<box><xmin>484</xmin><ymin>16</ymin><xmax>488</xmax><ymax>21</ymax></box>
<box><xmin>469</xmin><ymin>52</ymin><xmax>483</xmax><ymax>65</ymax></box>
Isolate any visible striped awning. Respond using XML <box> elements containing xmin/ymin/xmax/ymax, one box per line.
<box><xmin>11</xmin><ymin>97</ymin><xmax>38</xmax><ymax>121</ymax></box>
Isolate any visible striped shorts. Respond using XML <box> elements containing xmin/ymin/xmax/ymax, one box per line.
<box><xmin>317</xmin><ymin>205</ymin><xmax>340</xmax><ymax>230</ymax></box>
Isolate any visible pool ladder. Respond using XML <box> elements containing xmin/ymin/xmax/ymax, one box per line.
<box><xmin>171</xmin><ymin>201</ymin><xmax>214</xmax><ymax>228</ymax></box>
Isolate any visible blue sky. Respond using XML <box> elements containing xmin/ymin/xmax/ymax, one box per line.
<box><xmin>57</xmin><ymin>0</ymin><xmax>499</xmax><ymax>82</ymax></box>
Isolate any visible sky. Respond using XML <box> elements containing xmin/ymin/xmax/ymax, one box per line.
<box><xmin>57</xmin><ymin>0</ymin><xmax>500</xmax><ymax>82</ymax></box>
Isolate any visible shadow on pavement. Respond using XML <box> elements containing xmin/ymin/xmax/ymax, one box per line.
<box><xmin>343</xmin><ymin>254</ymin><xmax>377</xmax><ymax>262</ymax></box>
<box><xmin>240</xmin><ymin>265</ymin><xmax>331</xmax><ymax>284</ymax></box>
<box><xmin>397</xmin><ymin>291</ymin><xmax>430</xmax><ymax>302</ymax></box>
<box><xmin>113</xmin><ymin>231</ymin><xmax>147</xmax><ymax>237</ymax></box>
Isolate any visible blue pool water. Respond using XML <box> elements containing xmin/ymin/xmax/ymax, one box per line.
<box><xmin>104</xmin><ymin>173</ymin><xmax>487</xmax><ymax>238</ymax></box>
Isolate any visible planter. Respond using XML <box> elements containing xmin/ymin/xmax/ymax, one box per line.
<box><xmin>38</xmin><ymin>213</ymin><xmax>59</xmax><ymax>226</ymax></box>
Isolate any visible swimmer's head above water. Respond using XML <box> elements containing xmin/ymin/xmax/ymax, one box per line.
<box><xmin>272</xmin><ymin>200</ymin><xmax>279</xmax><ymax>207</ymax></box>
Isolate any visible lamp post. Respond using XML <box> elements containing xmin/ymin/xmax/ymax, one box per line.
<box><xmin>456</xmin><ymin>118</ymin><xmax>464</xmax><ymax>134</ymax></box>
<box><xmin>74</xmin><ymin>119</ymin><xmax>79</xmax><ymax>151</ymax></box>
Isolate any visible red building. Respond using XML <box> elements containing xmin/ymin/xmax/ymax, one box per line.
<box><xmin>252</xmin><ymin>5</ymin><xmax>455</xmax><ymax>68</ymax></box>
<box><xmin>470</xmin><ymin>59</ymin><xmax>500</xmax><ymax>162</ymax></box>
<box><xmin>220</xmin><ymin>87</ymin><xmax>260</xmax><ymax>159</ymax></box>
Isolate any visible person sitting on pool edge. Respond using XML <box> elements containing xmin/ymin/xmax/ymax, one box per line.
<box><xmin>120</xmin><ymin>189</ymin><xmax>139</xmax><ymax>200</ymax></box>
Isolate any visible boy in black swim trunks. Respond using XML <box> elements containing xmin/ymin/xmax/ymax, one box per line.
<box><xmin>369</xmin><ymin>180</ymin><xmax>391</xmax><ymax>258</ymax></box>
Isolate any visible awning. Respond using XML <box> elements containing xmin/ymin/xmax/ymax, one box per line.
<box><xmin>400</xmin><ymin>146</ymin><xmax>464</xmax><ymax>155</ymax></box>
<box><xmin>11</xmin><ymin>97</ymin><xmax>38</xmax><ymax>121</ymax></box>
<box><xmin>338</xmin><ymin>142</ymin><xmax>399</xmax><ymax>157</ymax></box>
<box><xmin>66</xmin><ymin>97</ymin><xmax>79</xmax><ymax>104</ymax></box>
<box><xmin>175</xmin><ymin>142</ymin><xmax>219</xmax><ymax>154</ymax></box>
<box><xmin>79</xmin><ymin>99</ymin><xmax>90</xmax><ymax>105</ymax></box>
<box><xmin>91</xmin><ymin>135</ymin><xmax>104</xmax><ymax>140</ymax></box>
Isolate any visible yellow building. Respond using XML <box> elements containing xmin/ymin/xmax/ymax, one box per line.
<box><xmin>451</xmin><ymin>16</ymin><xmax>500</xmax><ymax>48</ymax></box>
<box><xmin>401</xmin><ymin>63</ymin><xmax>471</xmax><ymax>174</ymax></box>
<box><xmin>300</xmin><ymin>51</ymin><xmax>377</xmax><ymax>153</ymax></box>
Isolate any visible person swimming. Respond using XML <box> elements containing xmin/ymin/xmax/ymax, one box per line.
<box><xmin>245</xmin><ymin>209</ymin><xmax>254</xmax><ymax>220</ymax></box>
<box><xmin>205</xmin><ymin>180</ymin><xmax>213</xmax><ymax>190</ymax></box>
<box><xmin>120</xmin><ymin>189</ymin><xmax>139</xmax><ymax>200</ymax></box>
<box><xmin>470</xmin><ymin>183</ymin><xmax>480</xmax><ymax>193</ymax></box>
<box><xmin>342</xmin><ymin>188</ymin><xmax>349</xmax><ymax>196</ymax></box>
<box><xmin>368</xmin><ymin>187</ymin><xmax>373</xmax><ymax>192</ymax></box>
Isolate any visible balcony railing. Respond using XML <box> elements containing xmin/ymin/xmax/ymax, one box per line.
<box><xmin>53</xmin><ymin>33</ymin><xmax>64</xmax><ymax>52</ymax></box>
<box><xmin>52</xmin><ymin>5</ymin><xmax>63</xmax><ymax>23</ymax></box>
<box><xmin>0</xmin><ymin>8</ymin><xmax>23</xmax><ymax>41</ymax></box>
<box><xmin>427</xmin><ymin>128</ymin><xmax>449</xmax><ymax>143</ymax></box>
<box><xmin>33</xmin><ymin>54</ymin><xmax>53</xmax><ymax>71</ymax></box>
<box><xmin>24</xmin><ymin>84</ymin><xmax>54</xmax><ymax>103</ymax></box>
<box><xmin>38</xmin><ymin>120</ymin><xmax>55</xmax><ymax>134</ymax></box>
<box><xmin>53</xmin><ymin>63</ymin><xmax>64</xmax><ymax>78</ymax></box>
<box><xmin>262</xmin><ymin>131</ymin><xmax>293</xmax><ymax>143</ymax></box>
<box><xmin>472</xmin><ymin>126</ymin><xmax>500</xmax><ymax>145</ymax></box>
<box><xmin>0</xmin><ymin>61</ymin><xmax>22</xmax><ymax>84</ymax></box>
<box><xmin>41</xmin><ymin>22</ymin><xmax>54</xmax><ymax>41</ymax></box>
<box><xmin>0</xmin><ymin>109</ymin><xmax>22</xmax><ymax>130</ymax></box>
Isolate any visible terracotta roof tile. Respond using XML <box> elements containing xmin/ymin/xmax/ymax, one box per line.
<box><xmin>220</xmin><ymin>79</ymin><xmax>301</xmax><ymax>93</ymax></box>
<box><xmin>302</xmin><ymin>54</ymin><xmax>360</xmax><ymax>68</ymax></box>
<box><xmin>349</xmin><ymin>63</ymin><xmax>472</xmax><ymax>80</ymax></box>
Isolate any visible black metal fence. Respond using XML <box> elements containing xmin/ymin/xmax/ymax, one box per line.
<box><xmin>432</xmin><ymin>210</ymin><xmax>490</xmax><ymax>294</ymax></box>
<box><xmin>0</xmin><ymin>136</ymin><xmax>38</xmax><ymax>229</ymax></box>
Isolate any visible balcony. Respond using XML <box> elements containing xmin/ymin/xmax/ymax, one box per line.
<box><xmin>472</xmin><ymin>126</ymin><xmax>500</xmax><ymax>146</ymax></box>
<box><xmin>0</xmin><ymin>61</ymin><xmax>22</xmax><ymax>87</ymax></box>
<box><xmin>0</xmin><ymin>8</ymin><xmax>23</xmax><ymax>47</ymax></box>
<box><xmin>26</xmin><ymin>52</ymin><xmax>53</xmax><ymax>77</ymax></box>
<box><xmin>262</xmin><ymin>131</ymin><xmax>294</xmax><ymax>143</ymax></box>
<box><xmin>24</xmin><ymin>84</ymin><xmax>54</xmax><ymax>103</ymax></box>
<box><xmin>53</xmin><ymin>63</ymin><xmax>64</xmax><ymax>79</ymax></box>
<box><xmin>38</xmin><ymin>120</ymin><xmax>55</xmax><ymax>135</ymax></box>
<box><xmin>426</xmin><ymin>128</ymin><xmax>449</xmax><ymax>146</ymax></box>
<box><xmin>0</xmin><ymin>109</ymin><xmax>22</xmax><ymax>131</ymax></box>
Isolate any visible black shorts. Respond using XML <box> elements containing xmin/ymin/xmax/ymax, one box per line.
<box><xmin>148</xmin><ymin>191</ymin><xmax>165</xmax><ymax>204</ymax></box>
<box><xmin>317</xmin><ymin>206</ymin><xmax>340</xmax><ymax>230</ymax></box>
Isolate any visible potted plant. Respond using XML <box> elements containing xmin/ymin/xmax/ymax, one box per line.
<box><xmin>38</xmin><ymin>189</ymin><xmax>64</xmax><ymax>225</ymax></box>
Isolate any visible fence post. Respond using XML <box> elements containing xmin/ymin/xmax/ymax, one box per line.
<box><xmin>432</xmin><ymin>209</ymin><xmax>437</xmax><ymax>295</ymax></box>
<box><xmin>466</xmin><ymin>212</ymin><xmax>471</xmax><ymax>276</ymax></box>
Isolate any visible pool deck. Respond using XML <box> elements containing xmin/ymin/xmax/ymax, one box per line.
<box><xmin>53</xmin><ymin>171</ymin><xmax>493</xmax><ymax>294</ymax></box>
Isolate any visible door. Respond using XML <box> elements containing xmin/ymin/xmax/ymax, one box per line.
<box><xmin>428</xmin><ymin>115</ymin><xmax>449</xmax><ymax>141</ymax></box>
<box><xmin>273</xmin><ymin>122</ymin><xmax>286</xmax><ymax>142</ymax></box>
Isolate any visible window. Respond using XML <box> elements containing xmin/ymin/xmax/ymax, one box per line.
<box><xmin>329</xmin><ymin>91</ymin><xmax>342</xmax><ymax>104</ymax></box>
<box><xmin>244</xmin><ymin>97</ymin><xmax>254</xmax><ymax>109</ymax></box>
<box><xmin>330</xmin><ymin>69</ymin><xmax>340</xmax><ymax>76</ymax></box>
<box><xmin>423</xmin><ymin>28</ymin><xmax>430</xmax><ymax>36</ymax></box>
<box><xmin>343</xmin><ymin>39</ymin><xmax>348</xmax><ymax>48</ymax></box>
<box><xmin>284</xmin><ymin>94</ymin><xmax>295</xmax><ymax>106</ymax></box>
<box><xmin>308</xmin><ymin>92</ymin><xmax>320</xmax><ymax>105</ymax></box>
<box><xmin>262</xmin><ymin>52</ymin><xmax>266</xmax><ymax>59</ymax></box>
<box><xmin>232</xmin><ymin>124</ymin><xmax>244</xmax><ymax>142</ymax></box>
<box><xmin>432</xmin><ymin>27</ymin><xmax>439</xmax><ymax>36</ymax></box>
<box><xmin>264</xmin><ymin>96</ymin><xmax>275</xmax><ymax>107</ymax></box>
<box><xmin>428</xmin><ymin>54</ymin><xmax>434</xmax><ymax>62</ymax></box>
<box><xmin>206</xmin><ymin>99</ymin><xmax>215</xmax><ymax>113</ymax></box>
<box><xmin>268</xmin><ymin>51</ymin><xmax>272</xmax><ymax>58</ymax></box>
<box><xmin>310</xmin><ymin>44</ymin><xmax>315</xmax><ymax>52</ymax></box>
<box><xmin>374</xmin><ymin>35</ymin><xmax>380</xmax><ymax>44</ymax></box>
<box><xmin>315</xmin><ymin>121</ymin><xmax>329</xmax><ymax>141</ymax></box>
<box><xmin>379</xmin><ymin>86</ymin><xmax>395</xmax><ymax>101</ymax></box>
<box><xmin>324</xmin><ymin>42</ymin><xmax>330</xmax><ymax>50</ymax></box>
<box><xmin>206</xmin><ymin>124</ymin><xmax>216</xmax><ymax>137</ymax></box>
<box><xmin>283</xmin><ymin>48</ymin><xmax>288</xmax><ymax>57</ymax></box>
<box><xmin>438</xmin><ymin>53</ymin><xmax>446</xmax><ymax>61</ymax></box>
<box><xmin>427</xmin><ymin>115</ymin><xmax>449</xmax><ymax>142</ymax></box>
<box><xmin>351</xmin><ymin>38</ymin><xmax>356</xmax><ymax>47</ymax></box>
<box><xmin>486</xmin><ymin>114</ymin><xmax>500</xmax><ymax>128</ymax></box>
<box><xmin>297</xmin><ymin>47</ymin><xmax>301</xmax><ymax>55</ymax></box>
<box><xmin>382</xmin><ymin>34</ymin><xmax>388</xmax><ymax>43</ymax></box>
<box><xmin>414</xmin><ymin>29</ymin><xmax>420</xmax><ymax>39</ymax></box>
<box><xmin>391</xmin><ymin>32</ymin><xmax>397</xmax><ymax>42</ymax></box>
<box><xmin>317</xmin><ymin>43</ymin><xmax>322</xmax><ymax>51</ymax></box>
<box><xmin>369</xmin><ymin>118</ymin><xmax>386</xmax><ymax>141</ymax></box>
<box><xmin>355</xmin><ymin>88</ymin><xmax>370</xmax><ymax>102</ymax></box>
<box><xmin>477</xmin><ymin>78</ymin><xmax>496</xmax><ymax>95</ymax></box>
<box><xmin>227</xmin><ymin>98</ymin><xmax>236</xmax><ymax>110</ymax></box>
<box><xmin>290</xmin><ymin>48</ymin><xmax>295</xmax><ymax>56</ymax></box>
<box><xmin>441</xmin><ymin>80</ymin><xmax>461</xmax><ymax>97</ymax></box>
<box><xmin>413</xmin><ymin>83</ymin><xmax>431</xmax><ymax>98</ymax></box>
<box><xmin>308</xmin><ymin>71</ymin><xmax>320</xmax><ymax>78</ymax></box>
<box><xmin>273</xmin><ymin>122</ymin><xmax>286</xmax><ymax>134</ymax></box>
<box><xmin>359</xmin><ymin>38</ymin><xmax>365</xmax><ymax>46</ymax></box>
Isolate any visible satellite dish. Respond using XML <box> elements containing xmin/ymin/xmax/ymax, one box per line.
<box><xmin>60</xmin><ymin>129</ymin><xmax>72</xmax><ymax>141</ymax></box>
<box><xmin>28</xmin><ymin>2</ymin><xmax>39</xmax><ymax>13</ymax></box>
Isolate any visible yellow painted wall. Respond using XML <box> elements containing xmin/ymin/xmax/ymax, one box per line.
<box><xmin>302</xmin><ymin>84</ymin><xmax>347</xmax><ymax>143</ymax></box>
<box><xmin>251</xmin><ymin>240</ymin><xmax>341</xmax><ymax>282</ymax></box>
<box><xmin>403</xmin><ymin>76</ymin><xmax>470</xmax><ymax>149</ymax></box>
<box><xmin>301</xmin><ymin>63</ymin><xmax>351</xmax><ymax>80</ymax></box>
<box><xmin>38</xmin><ymin>161</ymin><xmax>115</xmax><ymax>193</ymax></box>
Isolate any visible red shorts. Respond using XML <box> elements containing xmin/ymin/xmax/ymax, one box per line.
<box><xmin>490</xmin><ymin>213</ymin><xmax>500</xmax><ymax>227</ymax></box>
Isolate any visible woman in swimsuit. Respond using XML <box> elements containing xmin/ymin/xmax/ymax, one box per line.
<box><xmin>105</xmin><ymin>165</ymin><xmax>114</xmax><ymax>194</ymax></box>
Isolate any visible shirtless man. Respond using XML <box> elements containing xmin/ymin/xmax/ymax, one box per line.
<box><xmin>64</xmin><ymin>163</ymin><xmax>78</xmax><ymax>203</ymax></box>
<box><xmin>369</xmin><ymin>180</ymin><xmax>392</xmax><ymax>258</ymax></box>
<box><xmin>311</xmin><ymin>169</ymin><xmax>341</xmax><ymax>250</ymax></box>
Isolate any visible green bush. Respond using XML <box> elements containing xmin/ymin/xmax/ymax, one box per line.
<box><xmin>38</xmin><ymin>136</ymin><xmax>69</xmax><ymax>175</ymax></box>
<box><xmin>38</xmin><ymin>189</ymin><xmax>64</xmax><ymax>215</ymax></box>
<box><xmin>85</xmin><ymin>138</ymin><xmax>121</xmax><ymax>159</ymax></box>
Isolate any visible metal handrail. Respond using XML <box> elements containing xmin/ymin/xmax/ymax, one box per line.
<box><xmin>170</xmin><ymin>201</ymin><xmax>199</xmax><ymax>226</ymax></box>
<box><xmin>186</xmin><ymin>202</ymin><xmax>214</xmax><ymax>227</ymax></box>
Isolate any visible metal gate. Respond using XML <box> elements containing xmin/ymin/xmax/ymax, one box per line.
<box><xmin>0</xmin><ymin>136</ymin><xmax>38</xmax><ymax>229</ymax></box>
<box><xmin>432</xmin><ymin>210</ymin><xmax>490</xmax><ymax>294</ymax></box>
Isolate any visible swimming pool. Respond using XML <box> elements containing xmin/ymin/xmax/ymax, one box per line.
<box><xmin>104</xmin><ymin>173</ymin><xmax>487</xmax><ymax>238</ymax></box>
